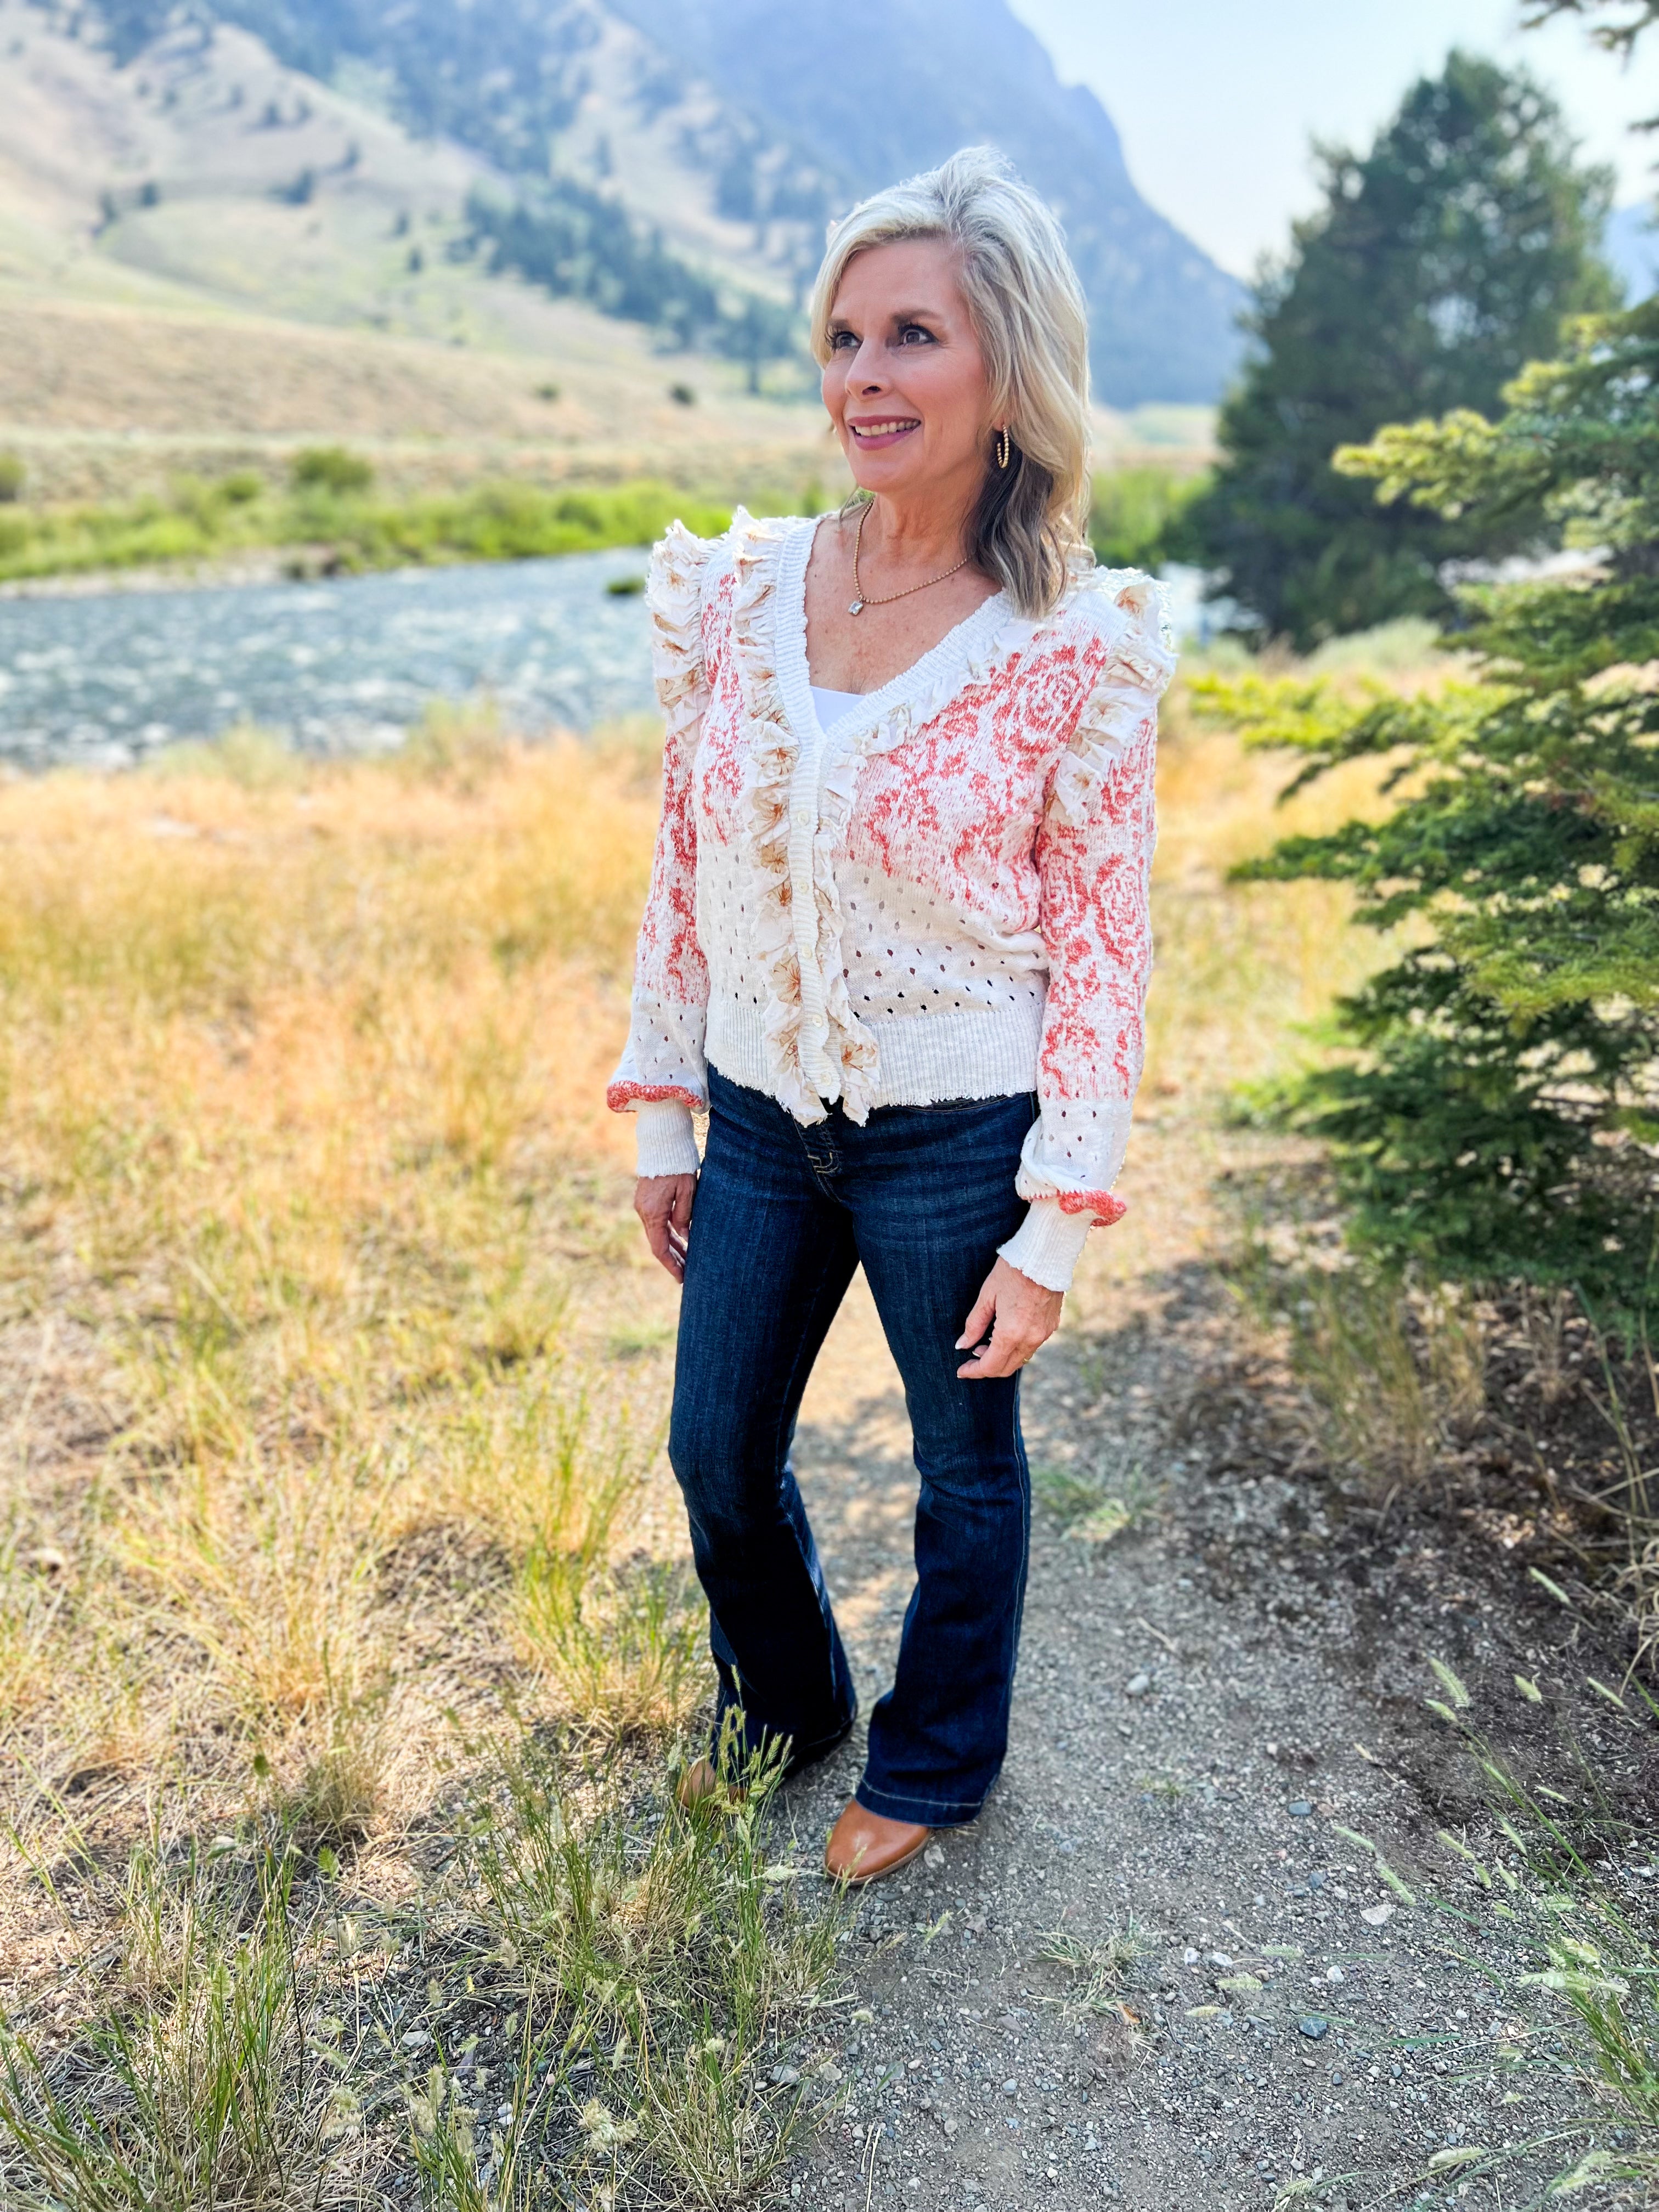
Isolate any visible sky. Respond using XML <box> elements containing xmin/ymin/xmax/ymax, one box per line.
<box><xmin>1008</xmin><ymin>0</ymin><xmax>1659</xmax><ymax>276</ymax></box>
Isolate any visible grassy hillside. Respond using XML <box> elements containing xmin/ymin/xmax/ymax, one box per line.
<box><xmin>0</xmin><ymin>289</ymin><xmax>847</xmax><ymax>509</ymax></box>
<box><xmin>0</xmin><ymin>0</ymin><xmax>837</xmax><ymax>510</ymax></box>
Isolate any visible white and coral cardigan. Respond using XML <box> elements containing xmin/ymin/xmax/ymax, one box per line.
<box><xmin>606</xmin><ymin>510</ymin><xmax>1176</xmax><ymax>1293</ymax></box>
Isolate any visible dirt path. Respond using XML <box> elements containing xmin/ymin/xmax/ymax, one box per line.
<box><xmin>766</xmin><ymin>1208</ymin><xmax>1616</xmax><ymax>2211</ymax></box>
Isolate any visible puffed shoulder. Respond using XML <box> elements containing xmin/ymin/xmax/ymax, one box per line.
<box><xmin>1064</xmin><ymin>562</ymin><xmax>1179</xmax><ymax>691</ymax></box>
<box><xmin>646</xmin><ymin>519</ymin><xmax>725</xmax><ymax>671</ymax></box>
<box><xmin>1046</xmin><ymin>563</ymin><xmax>1177</xmax><ymax>830</ymax></box>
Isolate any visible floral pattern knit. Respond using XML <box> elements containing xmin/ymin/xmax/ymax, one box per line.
<box><xmin>607</xmin><ymin>510</ymin><xmax>1176</xmax><ymax>1293</ymax></box>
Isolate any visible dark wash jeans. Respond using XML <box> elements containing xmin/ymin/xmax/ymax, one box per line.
<box><xmin>668</xmin><ymin>1064</ymin><xmax>1038</xmax><ymax>1827</ymax></box>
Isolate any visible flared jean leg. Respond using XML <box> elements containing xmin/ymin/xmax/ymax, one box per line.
<box><xmin>848</xmin><ymin>1117</ymin><xmax>1034</xmax><ymax>1829</ymax></box>
<box><xmin>668</xmin><ymin>1079</ymin><xmax>860</xmax><ymax>1771</ymax></box>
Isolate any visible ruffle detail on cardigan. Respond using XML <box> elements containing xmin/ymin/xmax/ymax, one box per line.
<box><xmin>727</xmin><ymin>511</ymin><xmax>827</xmax><ymax>1124</ymax></box>
<box><xmin>1047</xmin><ymin>568</ymin><xmax>1177</xmax><ymax>831</ymax></box>
<box><xmin>648</xmin><ymin>521</ymin><xmax>716</xmax><ymax>740</ymax></box>
<box><xmin>769</xmin><ymin>550</ymin><xmax>882</xmax><ymax>1121</ymax></box>
<box><xmin>809</xmin><ymin>735</ymin><xmax>882</xmax><ymax>1122</ymax></box>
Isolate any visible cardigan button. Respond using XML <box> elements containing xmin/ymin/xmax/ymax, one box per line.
<box><xmin>792</xmin><ymin>806</ymin><xmax>812</xmax><ymax>827</ymax></box>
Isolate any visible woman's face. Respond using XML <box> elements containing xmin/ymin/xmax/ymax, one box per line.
<box><xmin>822</xmin><ymin>238</ymin><xmax>996</xmax><ymax>507</ymax></box>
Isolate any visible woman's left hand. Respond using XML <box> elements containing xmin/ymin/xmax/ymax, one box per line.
<box><xmin>955</xmin><ymin>1257</ymin><xmax>1063</xmax><ymax>1379</ymax></box>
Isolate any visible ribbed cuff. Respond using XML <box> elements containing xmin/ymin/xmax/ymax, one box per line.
<box><xmin>998</xmin><ymin>1200</ymin><xmax>1094</xmax><ymax>1294</ymax></box>
<box><xmin>634</xmin><ymin>1099</ymin><xmax>701</xmax><ymax>1178</ymax></box>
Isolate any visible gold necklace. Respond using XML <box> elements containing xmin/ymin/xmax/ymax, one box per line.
<box><xmin>847</xmin><ymin>501</ymin><xmax>972</xmax><ymax>616</ymax></box>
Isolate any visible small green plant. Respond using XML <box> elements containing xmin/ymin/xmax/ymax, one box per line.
<box><xmin>1423</xmin><ymin>1661</ymin><xmax>1659</xmax><ymax>2191</ymax></box>
<box><xmin>1032</xmin><ymin>1459</ymin><xmax>1158</xmax><ymax>1544</ymax></box>
<box><xmin>1037</xmin><ymin>1922</ymin><xmax>1151</xmax><ymax>2014</ymax></box>
<box><xmin>515</xmin><ymin>1549</ymin><xmax>706</xmax><ymax>1741</ymax></box>
<box><xmin>668</xmin><ymin>383</ymin><xmax>696</xmax><ymax>406</ymax></box>
<box><xmin>146</xmin><ymin>723</ymin><xmax>306</xmax><ymax>790</ymax></box>
<box><xmin>0</xmin><ymin>1844</ymin><xmax>349</xmax><ymax>2211</ymax></box>
<box><xmin>407</xmin><ymin>2019</ymin><xmax>574</xmax><ymax>2212</ymax></box>
<box><xmin>1245</xmin><ymin>1254</ymin><xmax>1486</xmax><ymax>1493</ymax></box>
<box><xmin>0</xmin><ymin>450</ymin><xmax>24</xmax><ymax>503</ymax></box>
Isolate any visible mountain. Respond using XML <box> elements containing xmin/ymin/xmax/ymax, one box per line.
<box><xmin>608</xmin><ymin>0</ymin><xmax>1245</xmax><ymax>405</ymax></box>
<box><xmin>94</xmin><ymin>0</ymin><xmax>1243</xmax><ymax>405</ymax></box>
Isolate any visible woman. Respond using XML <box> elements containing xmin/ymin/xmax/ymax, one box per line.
<box><xmin>608</xmin><ymin>147</ymin><xmax>1174</xmax><ymax>1884</ymax></box>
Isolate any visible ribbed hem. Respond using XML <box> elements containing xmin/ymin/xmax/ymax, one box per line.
<box><xmin>706</xmin><ymin>995</ymin><xmax>1045</xmax><ymax>1115</ymax></box>
<box><xmin>998</xmin><ymin>1200</ymin><xmax>1094</xmax><ymax>1293</ymax></box>
<box><xmin>634</xmin><ymin>1099</ymin><xmax>701</xmax><ymax>1178</ymax></box>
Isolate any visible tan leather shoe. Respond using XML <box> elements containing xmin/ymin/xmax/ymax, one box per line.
<box><xmin>824</xmin><ymin>1798</ymin><xmax>932</xmax><ymax>1886</ymax></box>
<box><xmin>675</xmin><ymin>1759</ymin><xmax>745</xmax><ymax>1813</ymax></box>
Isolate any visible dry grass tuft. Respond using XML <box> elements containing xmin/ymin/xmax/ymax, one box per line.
<box><xmin>0</xmin><ymin>1846</ymin><xmax>358</xmax><ymax>2212</ymax></box>
<box><xmin>1265</xmin><ymin>1259</ymin><xmax>1488</xmax><ymax>1496</ymax></box>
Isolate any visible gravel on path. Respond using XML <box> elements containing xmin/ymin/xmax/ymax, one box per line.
<box><xmin>767</xmin><ymin>1266</ymin><xmax>1620</xmax><ymax>2212</ymax></box>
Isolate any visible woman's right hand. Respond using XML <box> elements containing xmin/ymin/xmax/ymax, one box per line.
<box><xmin>635</xmin><ymin>1173</ymin><xmax>698</xmax><ymax>1282</ymax></box>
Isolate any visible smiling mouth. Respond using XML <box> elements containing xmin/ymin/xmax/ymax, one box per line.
<box><xmin>849</xmin><ymin>417</ymin><xmax>920</xmax><ymax>444</ymax></box>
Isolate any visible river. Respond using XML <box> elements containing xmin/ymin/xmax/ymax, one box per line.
<box><xmin>0</xmin><ymin>548</ymin><xmax>659</xmax><ymax>770</ymax></box>
<box><xmin>0</xmin><ymin>551</ymin><xmax>1215</xmax><ymax>772</ymax></box>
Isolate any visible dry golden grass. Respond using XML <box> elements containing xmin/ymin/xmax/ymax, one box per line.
<box><xmin>1143</xmin><ymin>704</ymin><xmax>1389</xmax><ymax>1103</ymax></box>
<box><xmin>0</xmin><ymin>724</ymin><xmax>682</xmax><ymax>1858</ymax></box>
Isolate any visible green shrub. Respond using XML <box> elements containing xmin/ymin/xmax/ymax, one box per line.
<box><xmin>1090</xmin><ymin>466</ymin><xmax>1206</xmax><ymax>572</ymax></box>
<box><xmin>1198</xmin><ymin>295</ymin><xmax>1659</xmax><ymax>1325</ymax></box>
<box><xmin>0</xmin><ymin>472</ymin><xmax>731</xmax><ymax>584</ymax></box>
<box><xmin>0</xmin><ymin>451</ymin><xmax>24</xmax><ymax>504</ymax></box>
<box><xmin>289</xmin><ymin>445</ymin><xmax>374</xmax><ymax>495</ymax></box>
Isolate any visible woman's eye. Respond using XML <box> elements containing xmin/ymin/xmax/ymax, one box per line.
<box><xmin>829</xmin><ymin>330</ymin><xmax>857</xmax><ymax>351</ymax></box>
<box><xmin>899</xmin><ymin>324</ymin><xmax>934</xmax><ymax>345</ymax></box>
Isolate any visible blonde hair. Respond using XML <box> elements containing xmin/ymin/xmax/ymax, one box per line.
<box><xmin>808</xmin><ymin>146</ymin><xmax>1092</xmax><ymax>620</ymax></box>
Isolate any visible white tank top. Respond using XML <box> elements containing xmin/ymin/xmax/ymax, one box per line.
<box><xmin>810</xmin><ymin>684</ymin><xmax>865</xmax><ymax>727</ymax></box>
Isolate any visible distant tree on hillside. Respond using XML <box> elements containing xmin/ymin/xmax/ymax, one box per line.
<box><xmin>466</xmin><ymin>185</ymin><xmax>797</xmax><ymax>370</ymax></box>
<box><xmin>1182</xmin><ymin>52</ymin><xmax>1616</xmax><ymax>647</ymax></box>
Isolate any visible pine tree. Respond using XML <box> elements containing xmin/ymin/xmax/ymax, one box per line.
<box><xmin>1183</xmin><ymin>52</ymin><xmax>1616</xmax><ymax>648</ymax></box>
<box><xmin>1204</xmin><ymin>297</ymin><xmax>1659</xmax><ymax>1324</ymax></box>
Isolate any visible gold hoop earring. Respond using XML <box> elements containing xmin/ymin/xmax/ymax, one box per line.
<box><xmin>996</xmin><ymin>426</ymin><xmax>1011</xmax><ymax>470</ymax></box>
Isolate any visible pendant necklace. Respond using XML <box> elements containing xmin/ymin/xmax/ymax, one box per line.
<box><xmin>847</xmin><ymin>501</ymin><xmax>971</xmax><ymax>616</ymax></box>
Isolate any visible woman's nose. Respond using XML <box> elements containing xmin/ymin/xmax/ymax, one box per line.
<box><xmin>847</xmin><ymin>342</ymin><xmax>885</xmax><ymax>388</ymax></box>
